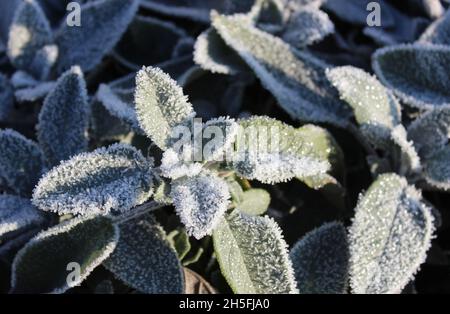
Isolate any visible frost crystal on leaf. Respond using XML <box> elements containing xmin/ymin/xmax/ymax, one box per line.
<box><xmin>422</xmin><ymin>146</ymin><xmax>450</xmax><ymax>191</ymax></box>
<box><xmin>135</xmin><ymin>66</ymin><xmax>195</xmax><ymax>150</ymax></box>
<box><xmin>11</xmin><ymin>215</ymin><xmax>118</xmax><ymax>293</ymax></box>
<box><xmin>290</xmin><ymin>222</ymin><xmax>349</xmax><ymax>294</ymax></box>
<box><xmin>349</xmin><ymin>173</ymin><xmax>435</xmax><ymax>294</ymax></box>
<box><xmin>391</xmin><ymin>125</ymin><xmax>422</xmax><ymax>175</ymax></box>
<box><xmin>28</xmin><ymin>44</ymin><xmax>58</xmax><ymax>80</ymax></box>
<box><xmin>103</xmin><ymin>216</ymin><xmax>184</xmax><ymax>294</ymax></box>
<box><xmin>194</xmin><ymin>28</ymin><xmax>248</xmax><ymax>75</ymax></box>
<box><xmin>55</xmin><ymin>0</ymin><xmax>139</xmax><ymax>73</ymax></box>
<box><xmin>14</xmin><ymin>81</ymin><xmax>56</xmax><ymax>103</ymax></box>
<box><xmin>327</xmin><ymin>66</ymin><xmax>401</xmax><ymax>148</ymax></box>
<box><xmin>160</xmin><ymin>147</ymin><xmax>203</xmax><ymax>180</ymax></box>
<box><xmin>32</xmin><ymin>144</ymin><xmax>153</xmax><ymax>216</ymax></box>
<box><xmin>171</xmin><ymin>174</ymin><xmax>230</xmax><ymax>239</ymax></box>
<box><xmin>282</xmin><ymin>8</ymin><xmax>334</xmax><ymax>49</ymax></box>
<box><xmin>213</xmin><ymin>210</ymin><xmax>298</xmax><ymax>294</ymax></box>
<box><xmin>372</xmin><ymin>44</ymin><xmax>450</xmax><ymax>109</ymax></box>
<box><xmin>211</xmin><ymin>13</ymin><xmax>351</xmax><ymax>127</ymax></box>
<box><xmin>0</xmin><ymin>129</ymin><xmax>45</xmax><ymax>196</ymax></box>
<box><xmin>37</xmin><ymin>66</ymin><xmax>89</xmax><ymax>167</ymax></box>
<box><xmin>7</xmin><ymin>0</ymin><xmax>52</xmax><ymax>72</ymax></box>
<box><xmin>0</xmin><ymin>194</ymin><xmax>45</xmax><ymax>237</ymax></box>
<box><xmin>233</xmin><ymin>117</ymin><xmax>330</xmax><ymax>184</ymax></box>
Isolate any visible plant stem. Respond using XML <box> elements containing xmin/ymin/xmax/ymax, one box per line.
<box><xmin>113</xmin><ymin>201</ymin><xmax>166</xmax><ymax>224</ymax></box>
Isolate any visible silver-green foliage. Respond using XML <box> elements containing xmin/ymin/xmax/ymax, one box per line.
<box><xmin>211</xmin><ymin>13</ymin><xmax>351</xmax><ymax>127</ymax></box>
<box><xmin>0</xmin><ymin>129</ymin><xmax>45</xmax><ymax>196</ymax></box>
<box><xmin>171</xmin><ymin>174</ymin><xmax>230</xmax><ymax>239</ymax></box>
<box><xmin>290</xmin><ymin>222</ymin><xmax>349</xmax><ymax>294</ymax></box>
<box><xmin>37</xmin><ymin>66</ymin><xmax>89</xmax><ymax>167</ymax></box>
<box><xmin>103</xmin><ymin>216</ymin><xmax>184</xmax><ymax>294</ymax></box>
<box><xmin>32</xmin><ymin>144</ymin><xmax>154</xmax><ymax>216</ymax></box>
<box><xmin>11</xmin><ymin>215</ymin><xmax>118</xmax><ymax>293</ymax></box>
<box><xmin>349</xmin><ymin>174</ymin><xmax>434</xmax><ymax>294</ymax></box>
<box><xmin>213</xmin><ymin>210</ymin><xmax>298</xmax><ymax>294</ymax></box>
<box><xmin>135</xmin><ymin>66</ymin><xmax>195</xmax><ymax>150</ymax></box>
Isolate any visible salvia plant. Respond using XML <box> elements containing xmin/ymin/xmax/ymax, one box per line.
<box><xmin>0</xmin><ymin>0</ymin><xmax>450</xmax><ymax>295</ymax></box>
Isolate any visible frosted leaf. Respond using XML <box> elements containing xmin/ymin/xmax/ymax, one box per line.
<box><xmin>14</xmin><ymin>81</ymin><xmax>56</xmax><ymax>103</ymax></box>
<box><xmin>0</xmin><ymin>73</ymin><xmax>14</xmax><ymax>121</ymax></box>
<box><xmin>28</xmin><ymin>44</ymin><xmax>58</xmax><ymax>81</ymax></box>
<box><xmin>237</xmin><ymin>189</ymin><xmax>271</xmax><ymax>216</ymax></box>
<box><xmin>140</xmin><ymin>0</ymin><xmax>253</xmax><ymax>23</ymax></box>
<box><xmin>349</xmin><ymin>173</ymin><xmax>435</xmax><ymax>294</ymax></box>
<box><xmin>323</xmin><ymin>0</ymin><xmax>394</xmax><ymax>27</ymax></box>
<box><xmin>422</xmin><ymin>146</ymin><xmax>450</xmax><ymax>191</ymax></box>
<box><xmin>212</xmin><ymin>13</ymin><xmax>351</xmax><ymax>127</ymax></box>
<box><xmin>201</xmin><ymin>116</ymin><xmax>239</xmax><ymax>161</ymax></box>
<box><xmin>194</xmin><ymin>28</ymin><xmax>248</xmax><ymax>75</ymax></box>
<box><xmin>290</xmin><ymin>222</ymin><xmax>349</xmax><ymax>294</ymax></box>
<box><xmin>7</xmin><ymin>0</ymin><xmax>52</xmax><ymax>72</ymax></box>
<box><xmin>295</xmin><ymin>124</ymin><xmax>344</xmax><ymax>190</ymax></box>
<box><xmin>160</xmin><ymin>147</ymin><xmax>203</xmax><ymax>180</ymax></box>
<box><xmin>91</xmin><ymin>98</ymin><xmax>133</xmax><ymax>142</ymax></box>
<box><xmin>135</xmin><ymin>66</ymin><xmax>195</xmax><ymax>150</ymax></box>
<box><xmin>103</xmin><ymin>216</ymin><xmax>184</xmax><ymax>294</ymax></box>
<box><xmin>113</xmin><ymin>15</ymin><xmax>188</xmax><ymax>71</ymax></box>
<box><xmin>0</xmin><ymin>194</ymin><xmax>45</xmax><ymax>237</ymax></box>
<box><xmin>37</xmin><ymin>66</ymin><xmax>89</xmax><ymax>167</ymax></box>
<box><xmin>11</xmin><ymin>215</ymin><xmax>118</xmax><ymax>293</ymax></box>
<box><xmin>282</xmin><ymin>8</ymin><xmax>334</xmax><ymax>49</ymax></box>
<box><xmin>171</xmin><ymin>174</ymin><xmax>230</xmax><ymax>239</ymax></box>
<box><xmin>32</xmin><ymin>144</ymin><xmax>153</xmax><ymax>216</ymax></box>
<box><xmin>408</xmin><ymin>107</ymin><xmax>450</xmax><ymax>159</ymax></box>
<box><xmin>233</xmin><ymin>117</ymin><xmax>330</xmax><ymax>184</ymax></box>
<box><xmin>0</xmin><ymin>129</ymin><xmax>45</xmax><ymax>196</ymax></box>
<box><xmin>0</xmin><ymin>0</ymin><xmax>21</xmax><ymax>44</ymax></box>
<box><xmin>213</xmin><ymin>210</ymin><xmax>298</xmax><ymax>293</ymax></box>
<box><xmin>419</xmin><ymin>9</ymin><xmax>450</xmax><ymax>44</ymax></box>
<box><xmin>391</xmin><ymin>125</ymin><xmax>421</xmax><ymax>175</ymax></box>
<box><xmin>287</xmin><ymin>0</ymin><xmax>324</xmax><ymax>10</ymax></box>
<box><xmin>55</xmin><ymin>0</ymin><xmax>139</xmax><ymax>73</ymax></box>
<box><xmin>96</xmin><ymin>83</ymin><xmax>141</xmax><ymax>133</ymax></box>
<box><xmin>372</xmin><ymin>44</ymin><xmax>450</xmax><ymax>109</ymax></box>
<box><xmin>417</xmin><ymin>0</ymin><xmax>445</xmax><ymax>19</ymax></box>
<box><xmin>327</xmin><ymin>66</ymin><xmax>401</xmax><ymax>148</ymax></box>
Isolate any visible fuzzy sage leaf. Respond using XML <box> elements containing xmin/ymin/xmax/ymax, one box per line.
<box><xmin>11</xmin><ymin>215</ymin><xmax>118</xmax><ymax>293</ymax></box>
<box><xmin>349</xmin><ymin>173</ymin><xmax>435</xmax><ymax>294</ymax></box>
<box><xmin>213</xmin><ymin>210</ymin><xmax>298</xmax><ymax>294</ymax></box>
<box><xmin>32</xmin><ymin>144</ymin><xmax>154</xmax><ymax>216</ymax></box>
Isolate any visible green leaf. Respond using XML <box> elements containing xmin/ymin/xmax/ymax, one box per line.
<box><xmin>194</xmin><ymin>28</ymin><xmax>248</xmax><ymax>75</ymax></box>
<box><xmin>211</xmin><ymin>13</ymin><xmax>351</xmax><ymax>127</ymax></box>
<box><xmin>32</xmin><ymin>144</ymin><xmax>153</xmax><ymax>216</ymax></box>
<box><xmin>103</xmin><ymin>216</ymin><xmax>184</xmax><ymax>294</ymax></box>
<box><xmin>213</xmin><ymin>210</ymin><xmax>298</xmax><ymax>294</ymax></box>
<box><xmin>135</xmin><ymin>66</ymin><xmax>195</xmax><ymax>150</ymax></box>
<box><xmin>167</xmin><ymin>227</ymin><xmax>191</xmax><ymax>260</ymax></box>
<box><xmin>171</xmin><ymin>174</ymin><xmax>230</xmax><ymax>239</ymax></box>
<box><xmin>349</xmin><ymin>173</ymin><xmax>435</xmax><ymax>294</ymax></box>
<box><xmin>37</xmin><ymin>66</ymin><xmax>89</xmax><ymax>167</ymax></box>
<box><xmin>0</xmin><ymin>194</ymin><xmax>45</xmax><ymax>238</ymax></box>
<box><xmin>373</xmin><ymin>44</ymin><xmax>450</xmax><ymax>109</ymax></box>
<box><xmin>290</xmin><ymin>222</ymin><xmax>349</xmax><ymax>294</ymax></box>
<box><xmin>0</xmin><ymin>129</ymin><xmax>45</xmax><ymax>196</ymax></box>
<box><xmin>7</xmin><ymin>0</ymin><xmax>52</xmax><ymax>72</ymax></box>
<box><xmin>56</xmin><ymin>0</ymin><xmax>139</xmax><ymax>73</ymax></box>
<box><xmin>113</xmin><ymin>15</ymin><xmax>188</xmax><ymax>71</ymax></box>
<box><xmin>327</xmin><ymin>66</ymin><xmax>401</xmax><ymax>148</ymax></box>
<box><xmin>238</xmin><ymin>189</ymin><xmax>271</xmax><ymax>216</ymax></box>
<box><xmin>11</xmin><ymin>215</ymin><xmax>118</xmax><ymax>293</ymax></box>
<box><xmin>233</xmin><ymin>117</ymin><xmax>330</xmax><ymax>184</ymax></box>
